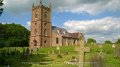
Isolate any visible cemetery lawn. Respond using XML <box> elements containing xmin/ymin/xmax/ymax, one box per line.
<box><xmin>0</xmin><ymin>44</ymin><xmax>120</xmax><ymax>67</ymax></box>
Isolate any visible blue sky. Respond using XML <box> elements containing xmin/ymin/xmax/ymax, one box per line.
<box><xmin>0</xmin><ymin>0</ymin><xmax>120</xmax><ymax>43</ymax></box>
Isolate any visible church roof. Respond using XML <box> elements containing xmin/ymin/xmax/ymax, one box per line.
<box><xmin>52</xmin><ymin>26</ymin><xmax>82</xmax><ymax>39</ymax></box>
<box><xmin>52</xmin><ymin>26</ymin><xmax>68</xmax><ymax>35</ymax></box>
<box><xmin>63</xmin><ymin>33</ymin><xmax>80</xmax><ymax>39</ymax></box>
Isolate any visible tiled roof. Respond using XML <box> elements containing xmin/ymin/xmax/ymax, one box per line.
<box><xmin>63</xmin><ymin>33</ymin><xmax>80</xmax><ymax>38</ymax></box>
<box><xmin>52</xmin><ymin>26</ymin><xmax>68</xmax><ymax>35</ymax></box>
<box><xmin>52</xmin><ymin>26</ymin><xmax>83</xmax><ymax>39</ymax></box>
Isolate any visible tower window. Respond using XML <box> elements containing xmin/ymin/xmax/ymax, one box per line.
<box><xmin>35</xmin><ymin>11</ymin><xmax>37</xmax><ymax>18</ymax></box>
<box><xmin>34</xmin><ymin>29</ymin><xmax>37</xmax><ymax>35</ymax></box>
<box><xmin>56</xmin><ymin>38</ymin><xmax>59</xmax><ymax>44</ymax></box>
<box><xmin>44</xmin><ymin>23</ymin><xmax>47</xmax><ymax>26</ymax></box>
<box><xmin>74</xmin><ymin>40</ymin><xmax>76</xmax><ymax>44</ymax></box>
<box><xmin>63</xmin><ymin>31</ymin><xmax>66</xmax><ymax>34</ymax></box>
<box><xmin>44</xmin><ymin>29</ymin><xmax>47</xmax><ymax>36</ymax></box>
<box><xmin>33</xmin><ymin>39</ymin><xmax>37</xmax><ymax>46</ymax></box>
<box><xmin>57</xmin><ymin>30</ymin><xmax>60</xmax><ymax>34</ymax></box>
<box><xmin>44</xmin><ymin>40</ymin><xmax>47</xmax><ymax>44</ymax></box>
<box><xmin>35</xmin><ymin>23</ymin><xmax>37</xmax><ymax>25</ymax></box>
<box><xmin>44</xmin><ymin>11</ymin><xmax>47</xmax><ymax>18</ymax></box>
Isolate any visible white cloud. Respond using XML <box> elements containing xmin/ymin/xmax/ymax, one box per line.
<box><xmin>3</xmin><ymin>0</ymin><xmax>120</xmax><ymax>15</ymax></box>
<box><xmin>64</xmin><ymin>17</ymin><xmax>120</xmax><ymax>42</ymax></box>
<box><xmin>52</xmin><ymin>0</ymin><xmax>120</xmax><ymax>15</ymax></box>
<box><xmin>25</xmin><ymin>21</ymin><xmax>31</xmax><ymax>30</ymax></box>
<box><xmin>3</xmin><ymin>0</ymin><xmax>33</xmax><ymax>14</ymax></box>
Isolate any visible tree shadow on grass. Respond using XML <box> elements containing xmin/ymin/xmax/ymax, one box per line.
<box><xmin>0</xmin><ymin>52</ymin><xmax>53</xmax><ymax>67</ymax></box>
<box><xmin>14</xmin><ymin>54</ymin><xmax>53</xmax><ymax>67</ymax></box>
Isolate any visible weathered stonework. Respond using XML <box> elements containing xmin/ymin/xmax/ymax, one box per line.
<box><xmin>29</xmin><ymin>1</ymin><xmax>52</xmax><ymax>49</ymax></box>
<box><xmin>29</xmin><ymin>1</ymin><xmax>85</xmax><ymax>49</ymax></box>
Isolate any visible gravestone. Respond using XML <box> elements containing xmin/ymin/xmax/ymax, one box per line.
<box><xmin>112</xmin><ymin>44</ymin><xmax>120</xmax><ymax>58</ymax></box>
<box><xmin>21</xmin><ymin>48</ymin><xmax>30</xmax><ymax>60</ymax></box>
<box><xmin>98</xmin><ymin>53</ymin><xmax>105</xmax><ymax>67</ymax></box>
<box><xmin>90</xmin><ymin>55</ymin><xmax>98</xmax><ymax>67</ymax></box>
<box><xmin>90</xmin><ymin>46</ymin><xmax>105</xmax><ymax>67</ymax></box>
<box><xmin>90</xmin><ymin>53</ymin><xmax>105</xmax><ymax>67</ymax></box>
<box><xmin>75</xmin><ymin>34</ymin><xmax>90</xmax><ymax>67</ymax></box>
<box><xmin>56</xmin><ymin>46</ymin><xmax>60</xmax><ymax>54</ymax></box>
<box><xmin>64</xmin><ymin>51</ymin><xmax>69</xmax><ymax>55</ymax></box>
<box><xmin>52</xmin><ymin>50</ymin><xmax>55</xmax><ymax>54</ymax></box>
<box><xmin>112</xmin><ymin>44</ymin><xmax>116</xmax><ymax>57</ymax></box>
<box><xmin>48</xmin><ymin>51</ymin><xmax>50</xmax><ymax>54</ymax></box>
<box><xmin>116</xmin><ymin>47</ymin><xmax>120</xmax><ymax>58</ymax></box>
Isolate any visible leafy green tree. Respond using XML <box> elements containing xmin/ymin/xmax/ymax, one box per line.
<box><xmin>0</xmin><ymin>23</ymin><xmax>7</xmax><ymax>47</ymax></box>
<box><xmin>116</xmin><ymin>38</ymin><xmax>120</xmax><ymax>44</ymax></box>
<box><xmin>6</xmin><ymin>23</ymin><xmax>30</xmax><ymax>47</ymax></box>
<box><xmin>87</xmin><ymin>38</ymin><xmax>96</xmax><ymax>44</ymax></box>
<box><xmin>0</xmin><ymin>23</ymin><xmax>30</xmax><ymax>47</ymax></box>
<box><xmin>0</xmin><ymin>0</ymin><xmax>4</xmax><ymax>16</ymax></box>
<box><xmin>104</xmin><ymin>40</ymin><xmax>112</xmax><ymax>44</ymax></box>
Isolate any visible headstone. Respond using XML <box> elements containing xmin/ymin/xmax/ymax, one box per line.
<box><xmin>90</xmin><ymin>55</ymin><xmax>98</xmax><ymax>67</ymax></box>
<box><xmin>52</xmin><ymin>50</ymin><xmax>55</xmax><ymax>54</ymax></box>
<box><xmin>90</xmin><ymin>54</ymin><xmax>105</xmax><ymax>67</ymax></box>
<box><xmin>64</xmin><ymin>51</ymin><xmax>69</xmax><ymax>55</ymax></box>
<box><xmin>118</xmin><ymin>47</ymin><xmax>120</xmax><ymax>58</ymax></box>
<box><xmin>98</xmin><ymin>54</ymin><xmax>105</xmax><ymax>67</ymax></box>
<box><xmin>116</xmin><ymin>47</ymin><xmax>120</xmax><ymax>58</ymax></box>
<box><xmin>48</xmin><ymin>51</ymin><xmax>50</xmax><ymax>54</ymax></box>
<box><xmin>22</xmin><ymin>48</ymin><xmax>25</xmax><ymax>53</ymax></box>
<box><xmin>56</xmin><ymin>46</ymin><xmax>60</xmax><ymax>54</ymax></box>
<box><xmin>75</xmin><ymin>34</ymin><xmax>90</xmax><ymax>67</ymax></box>
<box><xmin>21</xmin><ymin>48</ymin><xmax>30</xmax><ymax>60</ymax></box>
<box><xmin>26</xmin><ymin>48</ymin><xmax>30</xmax><ymax>56</ymax></box>
<box><xmin>57</xmin><ymin>54</ymin><xmax>62</xmax><ymax>58</ymax></box>
<box><xmin>90</xmin><ymin>46</ymin><xmax>105</xmax><ymax>67</ymax></box>
<box><xmin>30</xmin><ymin>49</ymin><xmax>33</xmax><ymax>56</ymax></box>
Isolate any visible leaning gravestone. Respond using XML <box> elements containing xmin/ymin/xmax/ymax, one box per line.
<box><xmin>90</xmin><ymin>55</ymin><xmax>98</xmax><ymax>67</ymax></box>
<box><xmin>116</xmin><ymin>47</ymin><xmax>120</xmax><ymax>58</ymax></box>
<box><xmin>90</xmin><ymin>46</ymin><xmax>105</xmax><ymax>67</ymax></box>
<box><xmin>112</xmin><ymin>44</ymin><xmax>120</xmax><ymax>58</ymax></box>
<box><xmin>75</xmin><ymin>34</ymin><xmax>90</xmax><ymax>67</ymax></box>
<box><xmin>90</xmin><ymin>53</ymin><xmax>105</xmax><ymax>67</ymax></box>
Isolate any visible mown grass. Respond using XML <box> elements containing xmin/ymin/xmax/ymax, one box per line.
<box><xmin>0</xmin><ymin>44</ymin><xmax>120</xmax><ymax>67</ymax></box>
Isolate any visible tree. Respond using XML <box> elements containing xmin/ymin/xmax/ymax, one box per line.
<box><xmin>87</xmin><ymin>38</ymin><xmax>96</xmax><ymax>44</ymax></box>
<box><xmin>116</xmin><ymin>38</ymin><xmax>120</xmax><ymax>44</ymax></box>
<box><xmin>0</xmin><ymin>23</ymin><xmax>30</xmax><ymax>47</ymax></box>
<box><xmin>0</xmin><ymin>0</ymin><xmax>4</xmax><ymax>16</ymax></box>
<box><xmin>0</xmin><ymin>23</ymin><xmax>7</xmax><ymax>47</ymax></box>
<box><xmin>104</xmin><ymin>40</ymin><xmax>112</xmax><ymax>44</ymax></box>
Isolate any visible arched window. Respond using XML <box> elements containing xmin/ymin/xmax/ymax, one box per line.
<box><xmin>56</xmin><ymin>38</ymin><xmax>59</xmax><ymax>44</ymax></box>
<box><xmin>44</xmin><ymin>40</ymin><xmax>47</xmax><ymax>44</ymax></box>
<box><xmin>35</xmin><ymin>23</ymin><xmax>37</xmax><ymax>25</ymax></box>
<box><xmin>33</xmin><ymin>39</ymin><xmax>37</xmax><ymax>46</ymax></box>
<box><xmin>44</xmin><ymin>29</ymin><xmax>47</xmax><ymax>36</ymax></box>
<box><xmin>44</xmin><ymin>23</ymin><xmax>47</xmax><ymax>26</ymax></box>
<box><xmin>44</xmin><ymin>11</ymin><xmax>47</xmax><ymax>18</ymax></box>
<box><xmin>63</xmin><ymin>31</ymin><xmax>66</xmax><ymax>34</ymax></box>
<box><xmin>57</xmin><ymin>30</ymin><xmax>60</xmax><ymax>34</ymax></box>
<box><xmin>74</xmin><ymin>40</ymin><xmax>76</xmax><ymax>44</ymax></box>
<box><xmin>34</xmin><ymin>29</ymin><xmax>37</xmax><ymax>35</ymax></box>
<box><xmin>35</xmin><ymin>11</ymin><xmax>38</xmax><ymax>18</ymax></box>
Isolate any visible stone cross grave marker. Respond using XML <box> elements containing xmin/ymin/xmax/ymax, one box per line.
<box><xmin>75</xmin><ymin>34</ymin><xmax>90</xmax><ymax>67</ymax></box>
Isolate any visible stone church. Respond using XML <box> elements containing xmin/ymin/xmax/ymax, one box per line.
<box><xmin>29</xmin><ymin>0</ymin><xmax>85</xmax><ymax>49</ymax></box>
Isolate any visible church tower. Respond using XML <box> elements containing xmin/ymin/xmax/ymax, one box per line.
<box><xmin>29</xmin><ymin>0</ymin><xmax>52</xmax><ymax>49</ymax></box>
